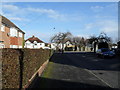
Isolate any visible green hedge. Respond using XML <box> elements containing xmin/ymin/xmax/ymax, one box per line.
<box><xmin>1</xmin><ymin>48</ymin><xmax>53</xmax><ymax>89</ymax></box>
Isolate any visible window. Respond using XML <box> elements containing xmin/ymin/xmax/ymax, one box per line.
<box><xmin>0</xmin><ymin>44</ymin><xmax>4</xmax><ymax>48</ymax></box>
<box><xmin>19</xmin><ymin>46</ymin><xmax>22</xmax><ymax>48</ymax></box>
<box><xmin>19</xmin><ymin>32</ymin><xmax>23</xmax><ymax>37</ymax></box>
<box><xmin>34</xmin><ymin>41</ymin><xmax>37</xmax><ymax>44</ymax></box>
<box><xmin>10</xmin><ymin>28</ymin><xmax>18</xmax><ymax>37</ymax></box>
<box><xmin>10</xmin><ymin>45</ymin><xmax>18</xmax><ymax>48</ymax></box>
<box><xmin>1</xmin><ymin>24</ymin><xmax>5</xmax><ymax>32</ymax></box>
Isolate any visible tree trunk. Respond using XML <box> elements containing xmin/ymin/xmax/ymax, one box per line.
<box><xmin>94</xmin><ymin>42</ymin><xmax>97</xmax><ymax>53</ymax></box>
<box><xmin>62</xmin><ymin>41</ymin><xmax>64</xmax><ymax>54</ymax></box>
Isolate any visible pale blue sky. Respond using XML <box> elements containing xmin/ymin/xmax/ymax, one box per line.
<box><xmin>1</xmin><ymin>2</ymin><xmax>118</xmax><ymax>43</ymax></box>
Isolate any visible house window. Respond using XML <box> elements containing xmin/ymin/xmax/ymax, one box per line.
<box><xmin>10</xmin><ymin>28</ymin><xmax>18</xmax><ymax>37</ymax></box>
<box><xmin>34</xmin><ymin>41</ymin><xmax>37</xmax><ymax>44</ymax></box>
<box><xmin>0</xmin><ymin>41</ymin><xmax>4</xmax><ymax>43</ymax></box>
<box><xmin>0</xmin><ymin>44</ymin><xmax>4</xmax><ymax>48</ymax></box>
<box><xmin>19</xmin><ymin>46</ymin><xmax>22</xmax><ymax>48</ymax></box>
<box><xmin>19</xmin><ymin>32</ymin><xmax>23</xmax><ymax>37</ymax></box>
<box><xmin>1</xmin><ymin>24</ymin><xmax>5</xmax><ymax>32</ymax></box>
<box><xmin>10</xmin><ymin>45</ymin><xmax>18</xmax><ymax>48</ymax></box>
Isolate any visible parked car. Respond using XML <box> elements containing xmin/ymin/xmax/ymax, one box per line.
<box><xmin>96</xmin><ymin>48</ymin><xmax>116</xmax><ymax>58</ymax></box>
<box><xmin>116</xmin><ymin>48</ymin><xmax>120</xmax><ymax>55</ymax></box>
<box><xmin>111</xmin><ymin>48</ymin><xmax>117</xmax><ymax>54</ymax></box>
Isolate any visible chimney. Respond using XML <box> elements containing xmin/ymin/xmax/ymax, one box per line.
<box><xmin>32</xmin><ymin>35</ymin><xmax>35</xmax><ymax>38</ymax></box>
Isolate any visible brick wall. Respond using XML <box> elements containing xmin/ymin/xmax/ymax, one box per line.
<box><xmin>0</xmin><ymin>25</ymin><xmax>24</xmax><ymax>48</ymax></box>
<box><xmin>0</xmin><ymin>26</ymin><xmax>10</xmax><ymax>48</ymax></box>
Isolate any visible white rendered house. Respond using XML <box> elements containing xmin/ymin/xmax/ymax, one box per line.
<box><xmin>24</xmin><ymin>36</ymin><xmax>45</xmax><ymax>49</ymax></box>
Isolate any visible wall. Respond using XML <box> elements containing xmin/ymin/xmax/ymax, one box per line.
<box><xmin>10</xmin><ymin>37</ymin><xmax>18</xmax><ymax>45</ymax></box>
<box><xmin>0</xmin><ymin>25</ymin><xmax>10</xmax><ymax>48</ymax></box>
<box><xmin>1</xmin><ymin>48</ymin><xmax>53</xmax><ymax>89</ymax></box>
<box><xmin>0</xmin><ymin>23</ymin><xmax>24</xmax><ymax>48</ymax></box>
<box><xmin>25</xmin><ymin>41</ymin><xmax>46</xmax><ymax>49</ymax></box>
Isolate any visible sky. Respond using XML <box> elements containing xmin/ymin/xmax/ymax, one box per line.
<box><xmin>1</xmin><ymin>2</ymin><xmax>118</xmax><ymax>43</ymax></box>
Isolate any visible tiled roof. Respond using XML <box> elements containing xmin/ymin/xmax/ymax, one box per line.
<box><xmin>26</xmin><ymin>36</ymin><xmax>44</xmax><ymax>43</ymax></box>
<box><xmin>1</xmin><ymin>15</ymin><xmax>25</xmax><ymax>34</ymax></box>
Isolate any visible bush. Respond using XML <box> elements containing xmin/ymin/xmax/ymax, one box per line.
<box><xmin>1</xmin><ymin>48</ymin><xmax>53</xmax><ymax>89</ymax></box>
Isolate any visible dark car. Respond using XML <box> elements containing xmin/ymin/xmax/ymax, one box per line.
<box><xmin>96</xmin><ymin>48</ymin><xmax>116</xmax><ymax>58</ymax></box>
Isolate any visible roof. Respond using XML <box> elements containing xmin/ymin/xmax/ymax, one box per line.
<box><xmin>1</xmin><ymin>15</ymin><xmax>25</xmax><ymax>34</ymax></box>
<box><xmin>26</xmin><ymin>36</ymin><xmax>44</xmax><ymax>43</ymax></box>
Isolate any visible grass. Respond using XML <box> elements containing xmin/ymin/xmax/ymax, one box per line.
<box><xmin>42</xmin><ymin>62</ymin><xmax>54</xmax><ymax>78</ymax></box>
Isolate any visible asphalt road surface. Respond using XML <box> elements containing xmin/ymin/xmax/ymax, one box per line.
<box><xmin>28</xmin><ymin>52</ymin><xmax>120</xmax><ymax>89</ymax></box>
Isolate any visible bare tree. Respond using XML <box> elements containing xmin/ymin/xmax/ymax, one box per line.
<box><xmin>98</xmin><ymin>32</ymin><xmax>111</xmax><ymax>43</ymax></box>
<box><xmin>71</xmin><ymin>36</ymin><xmax>87</xmax><ymax>51</ymax></box>
<box><xmin>71</xmin><ymin>36</ymin><xmax>81</xmax><ymax>51</ymax></box>
<box><xmin>88</xmin><ymin>35</ymin><xmax>98</xmax><ymax>52</ymax></box>
<box><xmin>50</xmin><ymin>32</ymin><xmax>72</xmax><ymax>53</ymax></box>
<box><xmin>88</xmin><ymin>32</ymin><xmax>112</xmax><ymax>53</ymax></box>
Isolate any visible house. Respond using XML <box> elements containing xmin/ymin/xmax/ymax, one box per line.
<box><xmin>0</xmin><ymin>16</ymin><xmax>25</xmax><ymax>48</ymax></box>
<box><xmin>50</xmin><ymin>43</ymin><xmax>57</xmax><ymax>50</ymax></box>
<box><xmin>56</xmin><ymin>40</ymin><xmax>75</xmax><ymax>51</ymax></box>
<box><xmin>64</xmin><ymin>40</ymin><xmax>75</xmax><ymax>51</ymax></box>
<box><xmin>24</xmin><ymin>36</ymin><xmax>47</xmax><ymax>49</ymax></box>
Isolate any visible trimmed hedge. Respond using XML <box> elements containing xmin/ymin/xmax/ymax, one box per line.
<box><xmin>1</xmin><ymin>48</ymin><xmax>53</xmax><ymax>89</ymax></box>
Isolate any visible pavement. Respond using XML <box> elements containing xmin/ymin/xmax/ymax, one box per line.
<box><xmin>28</xmin><ymin>52</ymin><xmax>120</xmax><ymax>89</ymax></box>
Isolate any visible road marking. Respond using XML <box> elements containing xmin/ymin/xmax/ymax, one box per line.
<box><xmin>84</xmin><ymin>69</ymin><xmax>113</xmax><ymax>88</ymax></box>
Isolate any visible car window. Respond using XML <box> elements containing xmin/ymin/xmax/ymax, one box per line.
<box><xmin>101</xmin><ymin>49</ymin><xmax>109</xmax><ymax>52</ymax></box>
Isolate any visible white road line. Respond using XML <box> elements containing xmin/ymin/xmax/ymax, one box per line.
<box><xmin>84</xmin><ymin>69</ymin><xmax>113</xmax><ymax>88</ymax></box>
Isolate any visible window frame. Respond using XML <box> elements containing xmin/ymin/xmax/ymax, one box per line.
<box><xmin>19</xmin><ymin>32</ymin><xmax>23</xmax><ymax>38</ymax></box>
<box><xmin>1</xmin><ymin>24</ymin><xmax>5</xmax><ymax>32</ymax></box>
<box><xmin>10</xmin><ymin>27</ymin><xmax>18</xmax><ymax>37</ymax></box>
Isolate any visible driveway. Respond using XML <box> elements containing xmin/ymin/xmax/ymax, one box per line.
<box><xmin>28</xmin><ymin>52</ymin><xmax>120</xmax><ymax>89</ymax></box>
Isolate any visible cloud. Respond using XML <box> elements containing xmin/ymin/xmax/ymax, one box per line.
<box><xmin>91</xmin><ymin>6</ymin><xmax>104</xmax><ymax>12</ymax></box>
<box><xmin>2</xmin><ymin>4</ymin><xmax>29</xmax><ymax>21</ymax></box>
<box><xmin>85</xmin><ymin>23</ymin><xmax>94</xmax><ymax>30</ymax></box>
<box><xmin>2</xmin><ymin>4</ymin><xmax>19</xmax><ymax>11</ymax></box>
<box><xmin>99</xmin><ymin>20</ymin><xmax>118</xmax><ymax>42</ymax></box>
<box><xmin>77</xmin><ymin>34</ymin><xmax>90</xmax><ymax>39</ymax></box>
<box><xmin>9</xmin><ymin>17</ymin><xmax>30</xmax><ymax>21</ymax></box>
<box><xmin>91</xmin><ymin>3</ymin><xmax>117</xmax><ymax>13</ymax></box>
<box><xmin>9</xmin><ymin>17</ymin><xmax>23</xmax><ymax>21</ymax></box>
<box><xmin>84</xmin><ymin>20</ymin><xmax>118</xmax><ymax>42</ymax></box>
<box><xmin>27</xmin><ymin>7</ymin><xmax>66</xmax><ymax>20</ymax></box>
<box><xmin>27</xmin><ymin>7</ymin><xmax>55</xmax><ymax>14</ymax></box>
<box><xmin>99</xmin><ymin>20</ymin><xmax>118</xmax><ymax>33</ymax></box>
<box><xmin>2</xmin><ymin>3</ymin><xmax>82</xmax><ymax>22</ymax></box>
<box><xmin>2</xmin><ymin>3</ymin><xmax>66</xmax><ymax>21</ymax></box>
<box><xmin>91</xmin><ymin>6</ymin><xmax>104</xmax><ymax>9</ymax></box>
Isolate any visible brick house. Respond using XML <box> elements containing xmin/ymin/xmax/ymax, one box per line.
<box><xmin>0</xmin><ymin>16</ymin><xmax>25</xmax><ymax>48</ymax></box>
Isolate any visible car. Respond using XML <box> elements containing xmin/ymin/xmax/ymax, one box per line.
<box><xmin>111</xmin><ymin>48</ymin><xmax>117</xmax><ymax>54</ymax></box>
<box><xmin>96</xmin><ymin>48</ymin><xmax>116</xmax><ymax>58</ymax></box>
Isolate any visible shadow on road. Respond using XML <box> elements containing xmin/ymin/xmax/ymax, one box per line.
<box><xmin>49</xmin><ymin>52</ymin><xmax>120</xmax><ymax>71</ymax></box>
<box><xmin>27</xmin><ymin>73</ymin><xmax>115</xmax><ymax>89</ymax></box>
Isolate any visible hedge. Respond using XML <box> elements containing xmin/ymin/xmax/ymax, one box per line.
<box><xmin>1</xmin><ymin>48</ymin><xmax>53</xmax><ymax>89</ymax></box>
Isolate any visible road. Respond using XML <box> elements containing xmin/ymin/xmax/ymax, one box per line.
<box><xmin>28</xmin><ymin>52</ymin><xmax>120</xmax><ymax>89</ymax></box>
